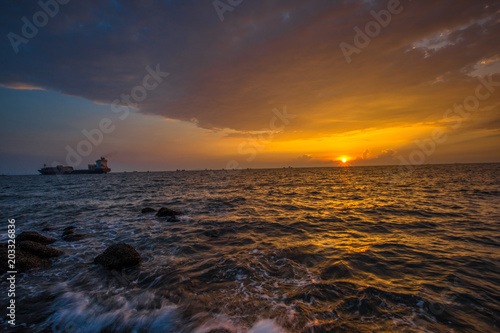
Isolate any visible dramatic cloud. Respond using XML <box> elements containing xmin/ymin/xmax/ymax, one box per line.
<box><xmin>1</xmin><ymin>0</ymin><xmax>499</xmax><ymax>172</ymax></box>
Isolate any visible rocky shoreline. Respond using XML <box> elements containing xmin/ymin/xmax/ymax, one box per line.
<box><xmin>1</xmin><ymin>207</ymin><xmax>243</xmax><ymax>332</ymax></box>
<box><xmin>1</xmin><ymin>206</ymin><xmax>184</xmax><ymax>273</ymax></box>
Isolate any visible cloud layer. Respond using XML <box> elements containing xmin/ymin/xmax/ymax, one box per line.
<box><xmin>1</xmin><ymin>0</ymin><xmax>499</xmax><ymax>171</ymax></box>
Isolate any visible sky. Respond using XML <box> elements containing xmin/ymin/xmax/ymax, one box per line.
<box><xmin>0</xmin><ymin>0</ymin><xmax>499</xmax><ymax>174</ymax></box>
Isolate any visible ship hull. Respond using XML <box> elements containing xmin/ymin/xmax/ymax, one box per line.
<box><xmin>38</xmin><ymin>169</ymin><xmax>110</xmax><ymax>175</ymax></box>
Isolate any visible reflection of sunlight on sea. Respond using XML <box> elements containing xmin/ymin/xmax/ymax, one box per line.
<box><xmin>0</xmin><ymin>163</ymin><xmax>499</xmax><ymax>331</ymax></box>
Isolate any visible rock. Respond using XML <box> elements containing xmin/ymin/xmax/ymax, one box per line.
<box><xmin>141</xmin><ymin>207</ymin><xmax>156</xmax><ymax>214</ymax></box>
<box><xmin>156</xmin><ymin>207</ymin><xmax>182</xmax><ymax>217</ymax></box>
<box><xmin>17</xmin><ymin>231</ymin><xmax>56</xmax><ymax>245</ymax></box>
<box><xmin>16</xmin><ymin>251</ymin><xmax>50</xmax><ymax>271</ymax></box>
<box><xmin>63</xmin><ymin>226</ymin><xmax>77</xmax><ymax>232</ymax></box>
<box><xmin>207</xmin><ymin>330</ymin><xmax>232</xmax><ymax>333</ymax></box>
<box><xmin>18</xmin><ymin>240</ymin><xmax>63</xmax><ymax>258</ymax></box>
<box><xmin>0</xmin><ymin>245</ymin><xmax>49</xmax><ymax>273</ymax></box>
<box><xmin>0</xmin><ymin>232</ymin><xmax>63</xmax><ymax>273</ymax></box>
<box><xmin>94</xmin><ymin>243</ymin><xmax>141</xmax><ymax>270</ymax></box>
<box><xmin>62</xmin><ymin>233</ymin><xmax>86</xmax><ymax>242</ymax></box>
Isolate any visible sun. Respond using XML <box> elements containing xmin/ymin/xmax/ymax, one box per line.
<box><xmin>342</xmin><ymin>158</ymin><xmax>347</xmax><ymax>163</ymax></box>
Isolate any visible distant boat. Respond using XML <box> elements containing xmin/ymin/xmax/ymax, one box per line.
<box><xmin>38</xmin><ymin>157</ymin><xmax>111</xmax><ymax>175</ymax></box>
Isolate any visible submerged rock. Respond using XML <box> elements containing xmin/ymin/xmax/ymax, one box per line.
<box><xmin>63</xmin><ymin>226</ymin><xmax>77</xmax><ymax>232</ymax></box>
<box><xmin>17</xmin><ymin>231</ymin><xmax>56</xmax><ymax>245</ymax></box>
<box><xmin>94</xmin><ymin>243</ymin><xmax>141</xmax><ymax>270</ymax></box>
<box><xmin>62</xmin><ymin>232</ymin><xmax>86</xmax><ymax>242</ymax></box>
<box><xmin>156</xmin><ymin>207</ymin><xmax>182</xmax><ymax>218</ymax></box>
<box><xmin>141</xmin><ymin>207</ymin><xmax>156</xmax><ymax>213</ymax></box>
<box><xmin>18</xmin><ymin>240</ymin><xmax>63</xmax><ymax>258</ymax></box>
<box><xmin>61</xmin><ymin>226</ymin><xmax>86</xmax><ymax>242</ymax></box>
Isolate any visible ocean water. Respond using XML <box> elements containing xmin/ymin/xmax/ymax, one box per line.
<box><xmin>0</xmin><ymin>164</ymin><xmax>499</xmax><ymax>332</ymax></box>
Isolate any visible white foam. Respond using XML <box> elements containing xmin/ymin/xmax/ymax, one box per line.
<box><xmin>249</xmin><ymin>319</ymin><xmax>286</xmax><ymax>333</ymax></box>
<box><xmin>44</xmin><ymin>290</ymin><xmax>179</xmax><ymax>333</ymax></box>
<box><xmin>193</xmin><ymin>317</ymin><xmax>286</xmax><ymax>333</ymax></box>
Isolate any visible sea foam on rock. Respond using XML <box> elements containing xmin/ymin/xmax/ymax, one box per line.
<box><xmin>94</xmin><ymin>243</ymin><xmax>141</xmax><ymax>270</ymax></box>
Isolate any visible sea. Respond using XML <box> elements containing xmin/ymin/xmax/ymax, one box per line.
<box><xmin>0</xmin><ymin>164</ymin><xmax>499</xmax><ymax>332</ymax></box>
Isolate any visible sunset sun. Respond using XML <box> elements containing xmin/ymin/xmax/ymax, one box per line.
<box><xmin>342</xmin><ymin>158</ymin><xmax>347</xmax><ymax>163</ymax></box>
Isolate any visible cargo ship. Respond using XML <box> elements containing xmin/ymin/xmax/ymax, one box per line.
<box><xmin>38</xmin><ymin>157</ymin><xmax>111</xmax><ymax>175</ymax></box>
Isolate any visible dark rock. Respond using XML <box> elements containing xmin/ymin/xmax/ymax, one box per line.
<box><xmin>141</xmin><ymin>207</ymin><xmax>156</xmax><ymax>214</ymax></box>
<box><xmin>207</xmin><ymin>330</ymin><xmax>232</xmax><ymax>333</ymax></box>
<box><xmin>94</xmin><ymin>243</ymin><xmax>141</xmax><ymax>270</ymax></box>
<box><xmin>0</xmin><ymin>246</ymin><xmax>49</xmax><ymax>273</ymax></box>
<box><xmin>16</xmin><ymin>251</ymin><xmax>50</xmax><ymax>271</ymax></box>
<box><xmin>63</xmin><ymin>226</ymin><xmax>77</xmax><ymax>232</ymax></box>
<box><xmin>156</xmin><ymin>207</ymin><xmax>182</xmax><ymax>217</ymax></box>
<box><xmin>62</xmin><ymin>233</ymin><xmax>86</xmax><ymax>242</ymax></box>
<box><xmin>17</xmin><ymin>231</ymin><xmax>56</xmax><ymax>245</ymax></box>
<box><xmin>18</xmin><ymin>240</ymin><xmax>63</xmax><ymax>258</ymax></box>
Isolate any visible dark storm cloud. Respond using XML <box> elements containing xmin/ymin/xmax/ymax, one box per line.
<box><xmin>1</xmin><ymin>0</ymin><xmax>499</xmax><ymax>133</ymax></box>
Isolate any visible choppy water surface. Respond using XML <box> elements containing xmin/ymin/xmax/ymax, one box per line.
<box><xmin>1</xmin><ymin>164</ymin><xmax>499</xmax><ymax>332</ymax></box>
